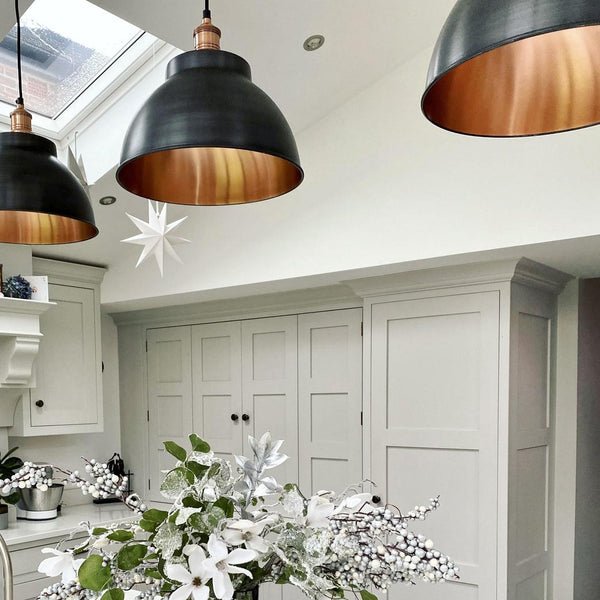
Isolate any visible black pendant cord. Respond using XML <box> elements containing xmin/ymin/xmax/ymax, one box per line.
<box><xmin>14</xmin><ymin>0</ymin><xmax>24</xmax><ymax>105</ymax></box>
<box><xmin>203</xmin><ymin>0</ymin><xmax>210</xmax><ymax>19</ymax></box>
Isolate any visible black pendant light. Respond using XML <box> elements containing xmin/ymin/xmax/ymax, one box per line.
<box><xmin>0</xmin><ymin>1</ymin><xmax>98</xmax><ymax>244</ymax></box>
<box><xmin>422</xmin><ymin>0</ymin><xmax>600</xmax><ymax>137</ymax></box>
<box><xmin>117</xmin><ymin>1</ymin><xmax>303</xmax><ymax>206</ymax></box>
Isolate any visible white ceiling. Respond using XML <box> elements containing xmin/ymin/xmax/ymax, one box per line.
<box><xmin>5</xmin><ymin>0</ymin><xmax>600</xmax><ymax>299</ymax></box>
<box><xmin>87</xmin><ymin>0</ymin><xmax>456</xmax><ymax>135</ymax></box>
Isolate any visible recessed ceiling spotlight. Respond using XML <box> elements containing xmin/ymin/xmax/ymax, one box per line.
<box><xmin>99</xmin><ymin>196</ymin><xmax>117</xmax><ymax>206</ymax></box>
<box><xmin>303</xmin><ymin>34</ymin><xmax>325</xmax><ymax>51</ymax></box>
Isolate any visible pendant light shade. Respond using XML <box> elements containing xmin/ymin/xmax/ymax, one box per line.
<box><xmin>422</xmin><ymin>0</ymin><xmax>600</xmax><ymax>137</ymax></box>
<box><xmin>0</xmin><ymin>0</ymin><xmax>98</xmax><ymax>245</ymax></box>
<box><xmin>0</xmin><ymin>130</ymin><xmax>98</xmax><ymax>244</ymax></box>
<box><xmin>117</xmin><ymin>10</ymin><xmax>303</xmax><ymax>206</ymax></box>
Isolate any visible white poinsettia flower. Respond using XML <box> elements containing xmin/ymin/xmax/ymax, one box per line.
<box><xmin>166</xmin><ymin>547</ymin><xmax>210</xmax><ymax>600</ymax></box>
<box><xmin>221</xmin><ymin>516</ymin><xmax>277</xmax><ymax>553</ymax></box>
<box><xmin>38</xmin><ymin>548</ymin><xmax>84</xmax><ymax>584</ymax></box>
<box><xmin>334</xmin><ymin>493</ymin><xmax>374</xmax><ymax>514</ymax></box>
<box><xmin>306</xmin><ymin>495</ymin><xmax>335</xmax><ymax>529</ymax></box>
<box><xmin>203</xmin><ymin>534</ymin><xmax>257</xmax><ymax>600</ymax></box>
<box><xmin>248</xmin><ymin>433</ymin><xmax>288</xmax><ymax>469</ymax></box>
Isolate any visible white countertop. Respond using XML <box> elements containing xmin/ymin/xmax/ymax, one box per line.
<box><xmin>1</xmin><ymin>503</ymin><xmax>137</xmax><ymax>547</ymax></box>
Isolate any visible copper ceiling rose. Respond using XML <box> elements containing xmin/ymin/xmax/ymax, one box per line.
<box><xmin>117</xmin><ymin>1</ymin><xmax>303</xmax><ymax>206</ymax></box>
<box><xmin>422</xmin><ymin>0</ymin><xmax>600</xmax><ymax>137</ymax></box>
<box><xmin>0</xmin><ymin>0</ymin><xmax>98</xmax><ymax>244</ymax></box>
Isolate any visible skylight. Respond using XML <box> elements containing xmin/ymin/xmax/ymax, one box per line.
<box><xmin>0</xmin><ymin>0</ymin><xmax>143</xmax><ymax>119</ymax></box>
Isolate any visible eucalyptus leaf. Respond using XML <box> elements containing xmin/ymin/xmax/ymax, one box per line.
<box><xmin>78</xmin><ymin>555</ymin><xmax>111</xmax><ymax>591</ymax></box>
<box><xmin>102</xmin><ymin>590</ymin><xmax>124</xmax><ymax>600</ymax></box>
<box><xmin>107</xmin><ymin>530</ymin><xmax>134</xmax><ymax>542</ymax></box>
<box><xmin>117</xmin><ymin>544</ymin><xmax>147</xmax><ymax>570</ymax></box>
<box><xmin>164</xmin><ymin>441</ymin><xmax>187</xmax><ymax>462</ymax></box>
<box><xmin>189</xmin><ymin>434</ymin><xmax>210</xmax><ymax>453</ymax></box>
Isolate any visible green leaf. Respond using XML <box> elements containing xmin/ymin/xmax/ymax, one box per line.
<box><xmin>117</xmin><ymin>544</ymin><xmax>147</xmax><ymax>570</ymax></box>
<box><xmin>164</xmin><ymin>441</ymin><xmax>187</xmax><ymax>462</ymax></box>
<box><xmin>360</xmin><ymin>591</ymin><xmax>378</xmax><ymax>600</ymax></box>
<box><xmin>188</xmin><ymin>434</ymin><xmax>210</xmax><ymax>453</ymax></box>
<box><xmin>188</xmin><ymin>507</ymin><xmax>226</xmax><ymax>533</ymax></box>
<box><xmin>145</xmin><ymin>569</ymin><xmax>161</xmax><ymax>579</ymax></box>
<box><xmin>102</xmin><ymin>590</ymin><xmax>124</xmax><ymax>600</ymax></box>
<box><xmin>214</xmin><ymin>497</ymin><xmax>234</xmax><ymax>518</ymax></box>
<box><xmin>78</xmin><ymin>555</ymin><xmax>111</xmax><ymax>591</ymax></box>
<box><xmin>73</xmin><ymin>542</ymin><xmax>90</xmax><ymax>555</ymax></box>
<box><xmin>143</xmin><ymin>508</ymin><xmax>169</xmax><ymax>523</ymax></box>
<box><xmin>139</xmin><ymin>519</ymin><xmax>157</xmax><ymax>533</ymax></box>
<box><xmin>107</xmin><ymin>530</ymin><xmax>134</xmax><ymax>542</ymax></box>
<box><xmin>92</xmin><ymin>527</ymin><xmax>109</xmax><ymax>536</ymax></box>
<box><xmin>186</xmin><ymin>461</ymin><xmax>208</xmax><ymax>480</ymax></box>
<box><xmin>182</xmin><ymin>496</ymin><xmax>202</xmax><ymax>508</ymax></box>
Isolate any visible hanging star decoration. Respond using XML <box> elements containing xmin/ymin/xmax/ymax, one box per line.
<box><xmin>121</xmin><ymin>201</ymin><xmax>190</xmax><ymax>277</ymax></box>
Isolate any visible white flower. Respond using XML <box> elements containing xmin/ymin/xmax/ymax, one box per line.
<box><xmin>38</xmin><ymin>549</ymin><xmax>84</xmax><ymax>584</ymax></box>
<box><xmin>166</xmin><ymin>547</ymin><xmax>210</xmax><ymax>600</ymax></box>
<box><xmin>203</xmin><ymin>534</ymin><xmax>257</xmax><ymax>600</ymax></box>
<box><xmin>334</xmin><ymin>493</ymin><xmax>374</xmax><ymax>514</ymax></box>
<box><xmin>306</xmin><ymin>495</ymin><xmax>335</xmax><ymax>528</ymax></box>
<box><xmin>221</xmin><ymin>516</ymin><xmax>277</xmax><ymax>553</ymax></box>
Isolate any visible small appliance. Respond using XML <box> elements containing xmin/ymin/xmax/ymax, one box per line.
<box><xmin>16</xmin><ymin>484</ymin><xmax>64</xmax><ymax>521</ymax></box>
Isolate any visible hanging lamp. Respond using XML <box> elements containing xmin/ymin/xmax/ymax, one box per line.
<box><xmin>0</xmin><ymin>1</ymin><xmax>98</xmax><ymax>244</ymax></box>
<box><xmin>422</xmin><ymin>0</ymin><xmax>600</xmax><ymax>137</ymax></box>
<box><xmin>117</xmin><ymin>1</ymin><xmax>303</xmax><ymax>206</ymax></box>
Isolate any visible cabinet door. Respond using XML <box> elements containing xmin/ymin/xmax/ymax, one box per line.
<box><xmin>371</xmin><ymin>292</ymin><xmax>499</xmax><ymax>600</ymax></box>
<box><xmin>31</xmin><ymin>283</ymin><xmax>98</xmax><ymax>427</ymax></box>
<box><xmin>241</xmin><ymin>316</ymin><xmax>298</xmax><ymax>486</ymax></box>
<box><xmin>298</xmin><ymin>308</ymin><xmax>363</xmax><ymax>495</ymax></box>
<box><xmin>192</xmin><ymin>322</ymin><xmax>243</xmax><ymax>461</ymax></box>
<box><xmin>147</xmin><ymin>326</ymin><xmax>192</xmax><ymax>502</ymax></box>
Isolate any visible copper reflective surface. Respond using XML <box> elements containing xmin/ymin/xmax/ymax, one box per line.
<box><xmin>423</xmin><ymin>25</ymin><xmax>600</xmax><ymax>136</ymax></box>
<box><xmin>118</xmin><ymin>147</ymin><xmax>303</xmax><ymax>205</ymax></box>
<box><xmin>0</xmin><ymin>211</ymin><xmax>98</xmax><ymax>244</ymax></box>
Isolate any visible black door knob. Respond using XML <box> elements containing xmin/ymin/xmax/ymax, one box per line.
<box><xmin>230</xmin><ymin>414</ymin><xmax>239</xmax><ymax>421</ymax></box>
<box><xmin>242</xmin><ymin>413</ymin><xmax>250</xmax><ymax>422</ymax></box>
<box><xmin>35</xmin><ymin>400</ymin><xmax>44</xmax><ymax>408</ymax></box>
<box><xmin>372</xmin><ymin>495</ymin><xmax>381</xmax><ymax>504</ymax></box>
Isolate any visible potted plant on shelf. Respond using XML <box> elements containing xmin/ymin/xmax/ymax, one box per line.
<box><xmin>1</xmin><ymin>433</ymin><xmax>459</xmax><ymax>600</ymax></box>
<box><xmin>0</xmin><ymin>447</ymin><xmax>24</xmax><ymax>529</ymax></box>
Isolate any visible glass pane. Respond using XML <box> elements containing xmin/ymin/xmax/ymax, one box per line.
<box><xmin>0</xmin><ymin>0</ymin><xmax>142</xmax><ymax>118</ymax></box>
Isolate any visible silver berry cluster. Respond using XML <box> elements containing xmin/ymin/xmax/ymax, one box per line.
<box><xmin>0</xmin><ymin>462</ymin><xmax>53</xmax><ymax>495</ymax></box>
<box><xmin>326</xmin><ymin>499</ymin><xmax>458</xmax><ymax>589</ymax></box>
<box><xmin>59</xmin><ymin>459</ymin><xmax>128</xmax><ymax>499</ymax></box>
<box><xmin>39</xmin><ymin>580</ymin><xmax>97</xmax><ymax>600</ymax></box>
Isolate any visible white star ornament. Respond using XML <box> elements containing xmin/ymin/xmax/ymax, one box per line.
<box><xmin>121</xmin><ymin>201</ymin><xmax>190</xmax><ymax>277</ymax></box>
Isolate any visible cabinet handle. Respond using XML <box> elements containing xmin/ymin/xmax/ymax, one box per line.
<box><xmin>242</xmin><ymin>413</ymin><xmax>250</xmax><ymax>422</ymax></box>
<box><xmin>35</xmin><ymin>400</ymin><xmax>44</xmax><ymax>408</ymax></box>
<box><xmin>372</xmin><ymin>495</ymin><xmax>381</xmax><ymax>504</ymax></box>
<box><xmin>230</xmin><ymin>414</ymin><xmax>239</xmax><ymax>421</ymax></box>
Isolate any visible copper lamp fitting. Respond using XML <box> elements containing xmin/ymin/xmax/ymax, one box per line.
<box><xmin>10</xmin><ymin>103</ymin><xmax>32</xmax><ymax>133</ymax></box>
<box><xmin>194</xmin><ymin>17</ymin><xmax>221</xmax><ymax>50</ymax></box>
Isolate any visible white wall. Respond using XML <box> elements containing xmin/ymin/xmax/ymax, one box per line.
<box><xmin>0</xmin><ymin>244</ymin><xmax>32</xmax><ymax>279</ymax></box>
<box><xmin>574</xmin><ymin>279</ymin><xmax>600</xmax><ymax>599</ymax></box>
<box><xmin>8</xmin><ymin>312</ymin><xmax>121</xmax><ymax>506</ymax></box>
<box><xmin>100</xmin><ymin>47</ymin><xmax>600</xmax><ymax>307</ymax></box>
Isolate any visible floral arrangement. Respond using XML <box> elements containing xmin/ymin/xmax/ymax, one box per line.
<box><xmin>2</xmin><ymin>434</ymin><xmax>459</xmax><ymax>600</ymax></box>
<box><xmin>2</xmin><ymin>274</ymin><xmax>33</xmax><ymax>299</ymax></box>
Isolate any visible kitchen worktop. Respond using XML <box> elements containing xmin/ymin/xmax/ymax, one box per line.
<box><xmin>0</xmin><ymin>503</ymin><xmax>137</xmax><ymax>547</ymax></box>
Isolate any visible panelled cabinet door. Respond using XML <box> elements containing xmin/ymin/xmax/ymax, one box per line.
<box><xmin>192</xmin><ymin>322</ymin><xmax>243</xmax><ymax>461</ymax></box>
<box><xmin>298</xmin><ymin>308</ymin><xmax>363</xmax><ymax>495</ymax></box>
<box><xmin>147</xmin><ymin>326</ymin><xmax>192</xmax><ymax>502</ymax></box>
<box><xmin>241</xmin><ymin>316</ymin><xmax>298</xmax><ymax>486</ymax></box>
<box><xmin>371</xmin><ymin>292</ymin><xmax>500</xmax><ymax>600</ymax></box>
<box><xmin>31</xmin><ymin>283</ymin><xmax>98</xmax><ymax>427</ymax></box>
